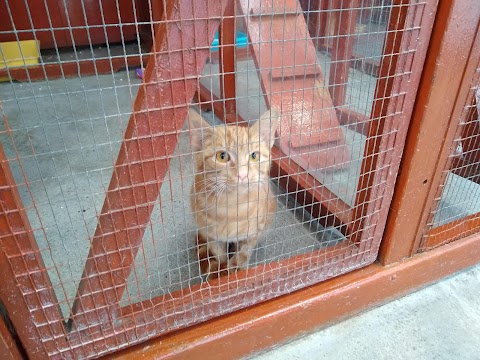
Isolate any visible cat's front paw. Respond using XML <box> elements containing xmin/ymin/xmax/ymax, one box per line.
<box><xmin>196</xmin><ymin>234</ymin><xmax>229</xmax><ymax>280</ymax></box>
<box><xmin>228</xmin><ymin>252</ymin><xmax>249</xmax><ymax>271</ymax></box>
<box><xmin>204</xmin><ymin>258</ymin><xmax>229</xmax><ymax>280</ymax></box>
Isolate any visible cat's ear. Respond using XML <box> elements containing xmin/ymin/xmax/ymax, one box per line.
<box><xmin>187</xmin><ymin>109</ymin><xmax>212</xmax><ymax>151</ymax></box>
<box><xmin>252</xmin><ymin>107</ymin><xmax>280</xmax><ymax>148</ymax></box>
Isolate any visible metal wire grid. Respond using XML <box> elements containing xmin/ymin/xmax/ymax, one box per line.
<box><xmin>0</xmin><ymin>0</ymin><xmax>427</xmax><ymax>358</ymax></box>
<box><xmin>423</xmin><ymin>61</ymin><xmax>480</xmax><ymax>244</ymax></box>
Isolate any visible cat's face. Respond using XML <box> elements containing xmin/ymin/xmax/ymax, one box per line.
<box><xmin>189</xmin><ymin>109</ymin><xmax>279</xmax><ymax>190</ymax></box>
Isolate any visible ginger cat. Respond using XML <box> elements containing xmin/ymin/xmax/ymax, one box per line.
<box><xmin>189</xmin><ymin>108</ymin><xmax>279</xmax><ymax>279</ymax></box>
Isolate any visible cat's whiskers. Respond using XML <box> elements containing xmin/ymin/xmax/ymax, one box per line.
<box><xmin>197</xmin><ymin>176</ymin><xmax>231</xmax><ymax>197</ymax></box>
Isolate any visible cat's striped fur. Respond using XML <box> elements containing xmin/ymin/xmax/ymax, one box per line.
<box><xmin>189</xmin><ymin>108</ymin><xmax>279</xmax><ymax>279</ymax></box>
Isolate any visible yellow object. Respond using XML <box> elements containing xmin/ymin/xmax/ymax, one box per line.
<box><xmin>0</xmin><ymin>40</ymin><xmax>40</xmax><ymax>81</ymax></box>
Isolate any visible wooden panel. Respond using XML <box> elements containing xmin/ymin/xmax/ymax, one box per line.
<box><xmin>350</xmin><ymin>0</ymin><xmax>409</xmax><ymax>243</ymax></box>
<box><xmin>0</xmin><ymin>0</ymin><xmax>139</xmax><ymax>49</ymax></box>
<box><xmin>0</xmin><ymin>145</ymin><xmax>67</xmax><ymax>359</ymax></box>
<box><xmin>270</xmin><ymin>146</ymin><xmax>352</xmax><ymax>230</ymax></box>
<box><xmin>238</xmin><ymin>0</ymin><xmax>351</xmax><ymax>170</ymax></box>
<box><xmin>63</xmin><ymin>0</ymin><xmax>139</xmax><ymax>46</ymax></box>
<box><xmin>424</xmin><ymin>212</ymin><xmax>480</xmax><ymax>249</ymax></box>
<box><xmin>380</xmin><ymin>0</ymin><xmax>480</xmax><ymax>263</ymax></box>
<box><xmin>352</xmin><ymin>0</ymin><xmax>438</xmax><ymax>260</ymax></box>
<box><xmin>0</xmin><ymin>312</ymin><xmax>22</xmax><ymax>360</ymax></box>
<box><xmin>0</xmin><ymin>0</ymin><xmax>68</xmax><ymax>49</ymax></box>
<box><xmin>218</xmin><ymin>0</ymin><xmax>237</xmax><ymax>122</ymax></box>
<box><xmin>451</xmin><ymin>98</ymin><xmax>480</xmax><ymax>184</ymax></box>
<box><xmin>330</xmin><ymin>0</ymin><xmax>359</xmax><ymax>107</ymax></box>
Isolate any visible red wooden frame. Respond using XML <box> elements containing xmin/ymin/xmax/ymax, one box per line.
<box><xmin>421</xmin><ymin>70</ymin><xmax>480</xmax><ymax>249</ymax></box>
<box><xmin>0</xmin><ymin>311</ymin><xmax>23</xmax><ymax>360</ymax></box>
<box><xmin>0</xmin><ymin>144</ymin><xmax>66</xmax><ymax>358</ymax></box>
<box><xmin>328</xmin><ymin>0</ymin><xmax>359</xmax><ymax>107</ymax></box>
<box><xmin>379</xmin><ymin>1</ymin><xmax>480</xmax><ymax>262</ymax></box>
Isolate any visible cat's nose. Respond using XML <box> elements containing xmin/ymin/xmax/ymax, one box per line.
<box><xmin>238</xmin><ymin>170</ymin><xmax>248</xmax><ymax>181</ymax></box>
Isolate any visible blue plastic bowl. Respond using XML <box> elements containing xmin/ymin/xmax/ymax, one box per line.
<box><xmin>211</xmin><ymin>31</ymin><xmax>248</xmax><ymax>51</ymax></box>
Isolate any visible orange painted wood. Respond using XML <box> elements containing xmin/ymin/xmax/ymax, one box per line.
<box><xmin>336</xmin><ymin>108</ymin><xmax>369</xmax><ymax>136</ymax></box>
<box><xmin>238</xmin><ymin>0</ymin><xmax>350</xmax><ymax>170</ymax></box>
<box><xmin>418</xmin><ymin>35</ymin><xmax>480</xmax><ymax>251</ymax></box>
<box><xmin>71</xmin><ymin>0</ymin><xmax>229</xmax><ymax>330</ymax></box>
<box><xmin>351</xmin><ymin>0</ymin><xmax>438</xmax><ymax>255</ymax></box>
<box><xmin>270</xmin><ymin>146</ymin><xmax>352</xmax><ymax>230</ymax></box>
<box><xmin>196</xmin><ymin>82</ymin><xmax>371</xmax><ymax>137</ymax></box>
<box><xmin>350</xmin><ymin>0</ymin><xmax>410</xmax><ymax>244</ymax></box>
<box><xmin>64</xmin><ymin>240</ymin><xmax>363</xmax><ymax>357</ymax></box>
<box><xmin>61</xmin><ymin>0</ymin><xmax>139</xmax><ymax>47</ymax></box>
<box><xmin>209</xmin><ymin>47</ymin><xmax>250</xmax><ymax>64</ymax></box>
<box><xmin>300</xmin><ymin>0</ymin><xmax>330</xmax><ymax>49</ymax></box>
<box><xmin>423</xmin><ymin>212</ymin><xmax>480</xmax><ymax>250</ymax></box>
<box><xmin>0</xmin><ymin>311</ymin><xmax>23</xmax><ymax>360</ymax></box>
<box><xmin>330</xmin><ymin>0</ymin><xmax>359</xmax><ymax>107</ymax></box>
<box><xmin>211</xmin><ymin>44</ymin><xmax>380</xmax><ymax>78</ymax></box>
<box><xmin>218</xmin><ymin>0</ymin><xmax>237</xmax><ymax>122</ymax></box>
<box><xmin>118</xmin><ymin>241</ymin><xmax>358</xmax><ymax>321</ymax></box>
<box><xmin>380</xmin><ymin>0</ymin><xmax>480</xmax><ymax>263</ymax></box>
<box><xmin>107</xmin><ymin>232</ymin><xmax>480</xmax><ymax>360</ymax></box>
<box><xmin>0</xmin><ymin>144</ymin><xmax>68</xmax><ymax>359</ymax></box>
<box><xmin>451</xmin><ymin>102</ymin><xmax>480</xmax><ymax>184</ymax></box>
<box><xmin>194</xmin><ymin>83</ymin><xmax>241</xmax><ymax>124</ymax></box>
<box><xmin>0</xmin><ymin>0</ymin><xmax>138</xmax><ymax>49</ymax></box>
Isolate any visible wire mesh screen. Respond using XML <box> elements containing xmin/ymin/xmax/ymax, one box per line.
<box><xmin>421</xmin><ymin>60</ymin><xmax>480</xmax><ymax>249</ymax></box>
<box><xmin>0</xmin><ymin>0</ymin><xmax>431</xmax><ymax>358</ymax></box>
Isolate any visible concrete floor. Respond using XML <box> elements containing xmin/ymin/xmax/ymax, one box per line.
<box><xmin>250</xmin><ymin>264</ymin><xmax>480</xmax><ymax>360</ymax></box>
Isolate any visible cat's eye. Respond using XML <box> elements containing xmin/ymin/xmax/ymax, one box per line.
<box><xmin>250</xmin><ymin>152</ymin><xmax>259</xmax><ymax>162</ymax></box>
<box><xmin>215</xmin><ymin>151</ymin><xmax>230</xmax><ymax>163</ymax></box>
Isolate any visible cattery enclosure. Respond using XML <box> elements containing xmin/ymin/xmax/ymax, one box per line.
<box><xmin>2</xmin><ymin>0</ymin><xmax>479</xmax><ymax>359</ymax></box>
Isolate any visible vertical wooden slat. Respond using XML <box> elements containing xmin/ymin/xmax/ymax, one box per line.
<box><xmin>348</xmin><ymin>0</ymin><xmax>438</xmax><ymax>264</ymax></box>
<box><xmin>0</xmin><ymin>145</ymin><xmax>69</xmax><ymax>359</ymax></box>
<box><xmin>218</xmin><ymin>0</ymin><xmax>237</xmax><ymax>123</ymax></box>
<box><xmin>350</xmin><ymin>0</ymin><xmax>409</xmax><ymax>241</ymax></box>
<box><xmin>330</xmin><ymin>0</ymin><xmax>358</xmax><ymax>107</ymax></box>
<box><xmin>72</xmin><ymin>0</ymin><xmax>228</xmax><ymax>331</ymax></box>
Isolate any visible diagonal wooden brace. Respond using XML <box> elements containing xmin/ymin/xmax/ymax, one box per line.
<box><xmin>72</xmin><ymin>0</ymin><xmax>228</xmax><ymax>328</ymax></box>
<box><xmin>238</xmin><ymin>0</ymin><xmax>350</xmax><ymax>170</ymax></box>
